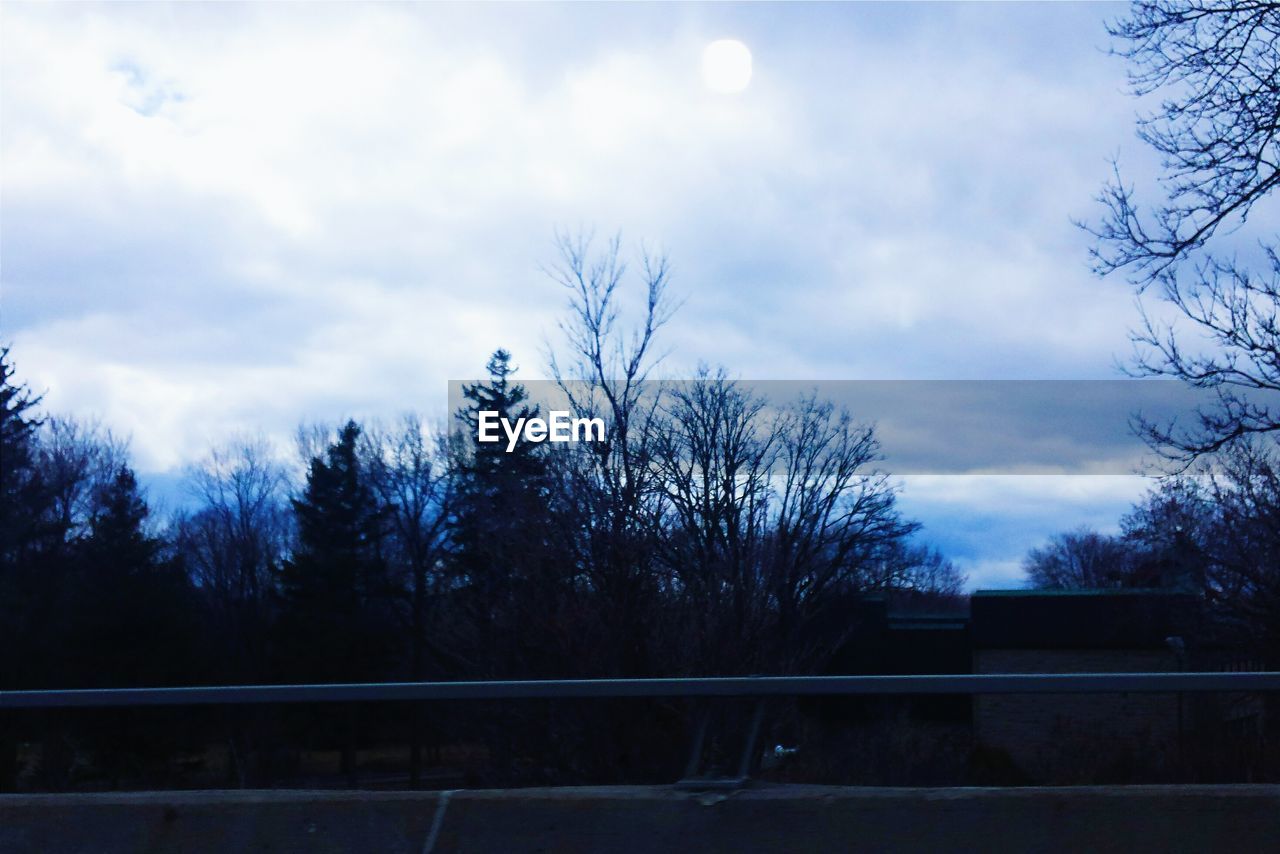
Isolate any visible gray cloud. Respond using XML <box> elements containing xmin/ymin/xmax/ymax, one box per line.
<box><xmin>3</xmin><ymin>2</ymin><xmax>1173</xmax><ymax>586</ymax></box>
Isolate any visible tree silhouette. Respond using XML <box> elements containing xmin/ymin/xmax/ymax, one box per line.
<box><xmin>1023</xmin><ymin>527</ymin><xmax>1143</xmax><ymax>590</ymax></box>
<box><xmin>278</xmin><ymin>420</ymin><xmax>394</xmax><ymax>682</ymax></box>
<box><xmin>453</xmin><ymin>350</ymin><xmax>557</xmax><ymax>676</ymax></box>
<box><xmin>69</xmin><ymin>465</ymin><xmax>198</xmax><ymax>688</ymax></box>
<box><xmin>1086</xmin><ymin>2</ymin><xmax>1280</xmax><ymax>463</ymax></box>
<box><xmin>0</xmin><ymin>346</ymin><xmax>48</xmax><ymax>587</ymax></box>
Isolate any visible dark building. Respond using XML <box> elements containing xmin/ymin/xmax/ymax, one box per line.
<box><xmin>822</xmin><ymin>595</ymin><xmax>970</xmax><ymax>724</ymax></box>
<box><xmin>971</xmin><ymin>589</ymin><xmax>1197</xmax><ymax>780</ymax></box>
<box><xmin>820</xmin><ymin>588</ymin><xmax>1267</xmax><ymax>782</ymax></box>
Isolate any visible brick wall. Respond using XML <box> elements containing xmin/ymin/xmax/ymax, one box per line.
<box><xmin>974</xmin><ymin>649</ymin><xmax>1182</xmax><ymax>782</ymax></box>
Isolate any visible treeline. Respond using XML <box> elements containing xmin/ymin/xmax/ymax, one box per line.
<box><xmin>1022</xmin><ymin>447</ymin><xmax>1280</xmax><ymax>666</ymax></box>
<box><xmin>0</xmin><ymin>240</ymin><xmax>962</xmax><ymax>787</ymax></box>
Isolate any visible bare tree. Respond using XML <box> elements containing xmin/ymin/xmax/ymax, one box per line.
<box><xmin>363</xmin><ymin>415</ymin><xmax>455</xmax><ymax>675</ymax></box>
<box><xmin>293</xmin><ymin>421</ymin><xmax>335</xmax><ymax>479</ymax></box>
<box><xmin>177</xmin><ymin>435</ymin><xmax>291</xmax><ymax>681</ymax></box>
<box><xmin>652</xmin><ymin>369</ymin><xmax>776</xmax><ymax>671</ymax></box>
<box><xmin>546</xmin><ymin>231</ymin><xmax>676</xmax><ymax>674</ymax></box>
<box><xmin>651</xmin><ymin>375</ymin><xmax>925</xmax><ymax>673</ymax></box>
<box><xmin>362</xmin><ymin>414</ymin><xmax>455</xmax><ymax>786</ymax></box>
<box><xmin>871</xmin><ymin>541</ymin><xmax>967</xmax><ymax>598</ymax></box>
<box><xmin>1086</xmin><ymin>2</ymin><xmax>1280</xmax><ymax>463</ymax></box>
<box><xmin>1092</xmin><ymin>2</ymin><xmax>1279</xmax><ymax>279</ymax></box>
<box><xmin>766</xmin><ymin>393</ymin><xmax>915</xmax><ymax>664</ymax></box>
<box><xmin>37</xmin><ymin>417</ymin><xmax>129</xmax><ymax>547</ymax></box>
<box><xmin>1119</xmin><ymin>476</ymin><xmax>1216</xmax><ymax>589</ymax></box>
<box><xmin>1023</xmin><ymin>527</ymin><xmax>1141</xmax><ymax>589</ymax></box>
<box><xmin>1198</xmin><ymin>441</ymin><xmax>1280</xmax><ymax>659</ymax></box>
<box><xmin>1079</xmin><ymin>454</ymin><xmax>1280</xmax><ymax>660</ymax></box>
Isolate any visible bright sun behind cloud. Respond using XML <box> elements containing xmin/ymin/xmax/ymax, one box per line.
<box><xmin>702</xmin><ymin>39</ymin><xmax>752</xmax><ymax>93</ymax></box>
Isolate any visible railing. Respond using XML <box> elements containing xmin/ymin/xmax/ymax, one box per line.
<box><xmin>5</xmin><ymin>673</ymin><xmax>1279</xmax><ymax>789</ymax></box>
<box><xmin>3</xmin><ymin>672</ymin><xmax>1280</xmax><ymax>708</ymax></box>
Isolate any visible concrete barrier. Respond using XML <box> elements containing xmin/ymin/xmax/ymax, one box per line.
<box><xmin>3</xmin><ymin>784</ymin><xmax>1278</xmax><ymax>853</ymax></box>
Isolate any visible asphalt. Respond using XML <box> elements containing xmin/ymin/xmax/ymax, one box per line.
<box><xmin>2</xmin><ymin>783</ymin><xmax>1278</xmax><ymax>852</ymax></box>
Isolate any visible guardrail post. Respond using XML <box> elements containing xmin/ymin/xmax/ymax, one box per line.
<box><xmin>676</xmin><ymin>698</ymin><xmax>766</xmax><ymax>791</ymax></box>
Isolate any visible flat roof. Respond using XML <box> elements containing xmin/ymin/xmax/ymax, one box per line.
<box><xmin>971</xmin><ymin>590</ymin><xmax>1200</xmax><ymax>650</ymax></box>
<box><xmin>973</xmin><ymin>588</ymin><xmax>1185</xmax><ymax>598</ymax></box>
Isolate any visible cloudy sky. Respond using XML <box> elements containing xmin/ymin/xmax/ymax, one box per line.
<box><xmin>3</xmin><ymin>2</ymin><xmax>1171</xmax><ymax>587</ymax></box>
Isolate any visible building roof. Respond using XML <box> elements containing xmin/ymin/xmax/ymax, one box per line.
<box><xmin>971</xmin><ymin>589</ymin><xmax>1199</xmax><ymax>650</ymax></box>
<box><xmin>973</xmin><ymin>588</ymin><xmax>1176</xmax><ymax>598</ymax></box>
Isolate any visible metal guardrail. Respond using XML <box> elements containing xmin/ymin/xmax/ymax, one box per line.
<box><xmin>3</xmin><ymin>672</ymin><xmax>1280</xmax><ymax>709</ymax></box>
<box><xmin>5</xmin><ymin>672</ymin><xmax>1279</xmax><ymax>790</ymax></box>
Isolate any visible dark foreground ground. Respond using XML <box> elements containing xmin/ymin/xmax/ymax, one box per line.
<box><xmin>3</xmin><ymin>783</ymin><xmax>1279</xmax><ymax>853</ymax></box>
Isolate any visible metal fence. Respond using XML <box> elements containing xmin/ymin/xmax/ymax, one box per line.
<box><xmin>6</xmin><ymin>673</ymin><xmax>1279</xmax><ymax>788</ymax></box>
<box><xmin>4</xmin><ymin>671</ymin><xmax>1280</xmax><ymax>707</ymax></box>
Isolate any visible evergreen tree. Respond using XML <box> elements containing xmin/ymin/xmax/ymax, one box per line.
<box><xmin>0</xmin><ymin>348</ymin><xmax>47</xmax><ymax>788</ymax></box>
<box><xmin>0</xmin><ymin>346</ymin><xmax>48</xmax><ymax>587</ymax></box>
<box><xmin>69</xmin><ymin>465</ymin><xmax>200</xmax><ymax>687</ymax></box>
<box><xmin>0</xmin><ymin>350</ymin><xmax>75</xmax><ymax>688</ymax></box>
<box><xmin>453</xmin><ymin>350</ymin><xmax>556</xmax><ymax>676</ymax></box>
<box><xmin>458</xmin><ymin>350</ymin><xmax>545</xmax><ymax>486</ymax></box>
<box><xmin>57</xmin><ymin>465</ymin><xmax>202</xmax><ymax>786</ymax></box>
<box><xmin>278</xmin><ymin>420</ymin><xmax>394</xmax><ymax>682</ymax></box>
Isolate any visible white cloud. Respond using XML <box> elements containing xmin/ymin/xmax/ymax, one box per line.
<box><xmin>898</xmin><ymin>474</ymin><xmax>1151</xmax><ymax>589</ymax></box>
<box><xmin>3</xmin><ymin>3</ymin><xmax>1164</xmax><ymax>574</ymax></box>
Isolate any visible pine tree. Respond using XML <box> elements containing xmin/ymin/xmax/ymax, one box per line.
<box><xmin>278</xmin><ymin>420</ymin><xmax>394</xmax><ymax>682</ymax></box>
<box><xmin>0</xmin><ymin>346</ymin><xmax>47</xmax><ymax>574</ymax></box>
<box><xmin>86</xmin><ymin>466</ymin><xmax>158</xmax><ymax>573</ymax></box>
<box><xmin>276</xmin><ymin>420</ymin><xmax>396</xmax><ymax>784</ymax></box>
<box><xmin>453</xmin><ymin>350</ymin><xmax>555</xmax><ymax>676</ymax></box>
<box><xmin>458</xmin><ymin>349</ymin><xmax>544</xmax><ymax>485</ymax></box>
<box><xmin>70</xmin><ymin>465</ymin><xmax>200</xmax><ymax>688</ymax></box>
<box><xmin>0</xmin><ymin>348</ymin><xmax>66</xmax><ymax>694</ymax></box>
<box><xmin>0</xmin><ymin>348</ymin><xmax>47</xmax><ymax>788</ymax></box>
